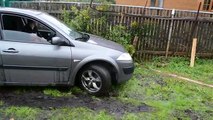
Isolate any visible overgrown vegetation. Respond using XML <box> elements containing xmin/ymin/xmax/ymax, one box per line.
<box><xmin>115</xmin><ymin>62</ymin><xmax>213</xmax><ymax>119</ymax></box>
<box><xmin>43</xmin><ymin>87</ymin><xmax>83</xmax><ymax>97</ymax></box>
<box><xmin>62</xmin><ymin>5</ymin><xmax>135</xmax><ymax>55</ymax></box>
<box><xmin>43</xmin><ymin>89</ymin><xmax>72</xmax><ymax>97</ymax></box>
<box><xmin>48</xmin><ymin>107</ymin><xmax>114</xmax><ymax>120</ymax></box>
<box><xmin>0</xmin><ymin>106</ymin><xmax>40</xmax><ymax>120</ymax></box>
<box><xmin>0</xmin><ymin>101</ymin><xmax>3</xmax><ymax>106</ymax></box>
<box><xmin>62</xmin><ymin>3</ymin><xmax>161</xmax><ymax>56</ymax></box>
<box><xmin>0</xmin><ymin>107</ymin><xmax>114</xmax><ymax>120</ymax></box>
<box><xmin>149</xmin><ymin>57</ymin><xmax>213</xmax><ymax>84</ymax></box>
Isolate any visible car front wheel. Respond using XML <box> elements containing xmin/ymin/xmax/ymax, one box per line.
<box><xmin>79</xmin><ymin>65</ymin><xmax>111</xmax><ymax>96</ymax></box>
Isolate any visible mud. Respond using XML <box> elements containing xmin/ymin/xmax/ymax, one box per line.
<box><xmin>0</xmin><ymin>87</ymin><xmax>152</xmax><ymax>117</ymax></box>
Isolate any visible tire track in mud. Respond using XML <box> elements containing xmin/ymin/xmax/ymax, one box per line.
<box><xmin>0</xmin><ymin>87</ymin><xmax>152</xmax><ymax>117</ymax></box>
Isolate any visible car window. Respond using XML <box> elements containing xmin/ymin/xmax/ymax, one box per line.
<box><xmin>2</xmin><ymin>15</ymin><xmax>24</xmax><ymax>31</ymax></box>
<box><xmin>40</xmin><ymin>13</ymin><xmax>82</xmax><ymax>40</ymax></box>
<box><xmin>1</xmin><ymin>14</ymin><xmax>55</xmax><ymax>44</ymax></box>
<box><xmin>37</xmin><ymin>22</ymin><xmax>49</xmax><ymax>31</ymax></box>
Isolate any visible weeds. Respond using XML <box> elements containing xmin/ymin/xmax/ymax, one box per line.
<box><xmin>43</xmin><ymin>87</ymin><xmax>83</xmax><ymax>97</ymax></box>
<box><xmin>1</xmin><ymin>106</ymin><xmax>40</xmax><ymax>120</ymax></box>
<box><xmin>62</xmin><ymin>6</ymin><xmax>135</xmax><ymax>55</ymax></box>
<box><xmin>0</xmin><ymin>107</ymin><xmax>113</xmax><ymax>120</ymax></box>
<box><xmin>43</xmin><ymin>89</ymin><xmax>72</xmax><ymax>97</ymax></box>
<box><xmin>115</xmin><ymin>62</ymin><xmax>213</xmax><ymax>119</ymax></box>
<box><xmin>47</xmin><ymin>107</ymin><xmax>114</xmax><ymax>120</ymax></box>
<box><xmin>150</xmin><ymin>57</ymin><xmax>213</xmax><ymax>84</ymax></box>
<box><xmin>0</xmin><ymin>101</ymin><xmax>3</xmax><ymax>106</ymax></box>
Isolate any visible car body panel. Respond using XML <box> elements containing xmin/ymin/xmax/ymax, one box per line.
<box><xmin>87</xmin><ymin>34</ymin><xmax>125</xmax><ymax>52</ymax></box>
<box><xmin>0</xmin><ymin>53</ymin><xmax>5</xmax><ymax>84</ymax></box>
<box><xmin>0</xmin><ymin>7</ymin><xmax>134</xmax><ymax>86</ymax></box>
<box><xmin>0</xmin><ymin>41</ymin><xmax>72</xmax><ymax>85</ymax></box>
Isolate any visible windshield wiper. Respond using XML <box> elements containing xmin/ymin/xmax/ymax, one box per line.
<box><xmin>75</xmin><ymin>33</ymin><xmax>90</xmax><ymax>41</ymax></box>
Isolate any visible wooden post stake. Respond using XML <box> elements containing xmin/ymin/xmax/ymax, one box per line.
<box><xmin>190</xmin><ymin>38</ymin><xmax>197</xmax><ymax>67</ymax></box>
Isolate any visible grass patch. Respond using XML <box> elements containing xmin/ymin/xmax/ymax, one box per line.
<box><xmin>149</xmin><ymin>57</ymin><xmax>213</xmax><ymax>84</ymax></box>
<box><xmin>0</xmin><ymin>101</ymin><xmax>3</xmax><ymax>106</ymax></box>
<box><xmin>48</xmin><ymin>107</ymin><xmax>114</xmax><ymax>120</ymax></box>
<box><xmin>122</xmin><ymin>112</ymin><xmax>157</xmax><ymax>120</ymax></box>
<box><xmin>43</xmin><ymin>87</ymin><xmax>83</xmax><ymax>97</ymax></box>
<box><xmin>43</xmin><ymin>89</ymin><xmax>72</xmax><ymax>97</ymax></box>
<box><xmin>116</xmin><ymin>63</ymin><xmax>213</xmax><ymax>119</ymax></box>
<box><xmin>0</xmin><ymin>106</ymin><xmax>40</xmax><ymax>120</ymax></box>
<box><xmin>14</xmin><ymin>89</ymin><xmax>27</xmax><ymax>95</ymax></box>
<box><xmin>0</xmin><ymin>107</ymin><xmax>113</xmax><ymax>120</ymax></box>
<box><xmin>70</xmin><ymin>87</ymin><xmax>84</xmax><ymax>94</ymax></box>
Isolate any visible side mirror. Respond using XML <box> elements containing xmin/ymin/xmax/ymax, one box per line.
<box><xmin>51</xmin><ymin>37</ymin><xmax>65</xmax><ymax>46</ymax></box>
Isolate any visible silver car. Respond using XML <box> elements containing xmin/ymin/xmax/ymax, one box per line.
<box><xmin>0</xmin><ymin>8</ymin><xmax>134</xmax><ymax>95</ymax></box>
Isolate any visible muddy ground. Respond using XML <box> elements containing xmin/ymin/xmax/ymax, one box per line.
<box><xmin>0</xmin><ymin>86</ymin><xmax>152</xmax><ymax>118</ymax></box>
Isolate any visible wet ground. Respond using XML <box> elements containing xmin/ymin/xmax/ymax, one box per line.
<box><xmin>0</xmin><ymin>86</ymin><xmax>152</xmax><ymax>118</ymax></box>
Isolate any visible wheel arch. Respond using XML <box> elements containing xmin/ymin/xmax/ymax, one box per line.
<box><xmin>71</xmin><ymin>57</ymin><xmax>119</xmax><ymax>85</ymax></box>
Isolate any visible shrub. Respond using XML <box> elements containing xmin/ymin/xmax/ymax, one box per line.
<box><xmin>62</xmin><ymin>6</ymin><xmax>135</xmax><ymax>55</ymax></box>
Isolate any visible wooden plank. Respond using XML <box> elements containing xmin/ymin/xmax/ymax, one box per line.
<box><xmin>190</xmin><ymin>38</ymin><xmax>198</xmax><ymax>67</ymax></box>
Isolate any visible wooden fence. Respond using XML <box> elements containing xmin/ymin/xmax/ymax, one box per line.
<box><xmin>11</xmin><ymin>1</ymin><xmax>213</xmax><ymax>61</ymax></box>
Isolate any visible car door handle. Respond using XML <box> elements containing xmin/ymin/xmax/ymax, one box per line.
<box><xmin>2</xmin><ymin>48</ymin><xmax>19</xmax><ymax>53</ymax></box>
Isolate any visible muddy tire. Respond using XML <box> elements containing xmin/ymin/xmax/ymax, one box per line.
<box><xmin>78</xmin><ymin>65</ymin><xmax>111</xmax><ymax>96</ymax></box>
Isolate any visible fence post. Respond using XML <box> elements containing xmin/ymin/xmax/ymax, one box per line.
<box><xmin>165</xmin><ymin>9</ymin><xmax>175</xmax><ymax>58</ymax></box>
<box><xmin>190</xmin><ymin>38</ymin><xmax>197</xmax><ymax>67</ymax></box>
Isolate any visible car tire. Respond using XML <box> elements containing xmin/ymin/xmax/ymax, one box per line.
<box><xmin>78</xmin><ymin>65</ymin><xmax>111</xmax><ymax>96</ymax></box>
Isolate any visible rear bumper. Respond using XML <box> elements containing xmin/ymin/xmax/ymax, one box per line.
<box><xmin>116</xmin><ymin>61</ymin><xmax>134</xmax><ymax>84</ymax></box>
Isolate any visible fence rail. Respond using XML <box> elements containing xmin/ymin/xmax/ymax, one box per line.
<box><xmin>11</xmin><ymin>1</ymin><xmax>213</xmax><ymax>17</ymax></box>
<box><xmin>11</xmin><ymin>1</ymin><xmax>213</xmax><ymax>60</ymax></box>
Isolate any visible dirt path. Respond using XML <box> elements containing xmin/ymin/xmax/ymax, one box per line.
<box><xmin>0</xmin><ymin>87</ymin><xmax>152</xmax><ymax>117</ymax></box>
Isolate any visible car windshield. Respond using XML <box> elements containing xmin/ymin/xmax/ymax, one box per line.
<box><xmin>40</xmin><ymin>13</ymin><xmax>82</xmax><ymax>40</ymax></box>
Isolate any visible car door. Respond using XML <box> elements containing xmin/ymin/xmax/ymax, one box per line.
<box><xmin>0</xmin><ymin>14</ymin><xmax>72</xmax><ymax>85</ymax></box>
<box><xmin>0</xmin><ymin>37</ymin><xmax>5</xmax><ymax>84</ymax></box>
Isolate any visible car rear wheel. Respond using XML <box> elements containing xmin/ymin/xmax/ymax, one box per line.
<box><xmin>79</xmin><ymin>65</ymin><xmax>111</xmax><ymax>96</ymax></box>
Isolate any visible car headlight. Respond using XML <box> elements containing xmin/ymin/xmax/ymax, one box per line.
<box><xmin>117</xmin><ymin>53</ymin><xmax>132</xmax><ymax>61</ymax></box>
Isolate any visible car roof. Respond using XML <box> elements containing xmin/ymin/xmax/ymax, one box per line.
<box><xmin>0</xmin><ymin>7</ymin><xmax>43</xmax><ymax>16</ymax></box>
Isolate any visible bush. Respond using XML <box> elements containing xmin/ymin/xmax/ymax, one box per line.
<box><xmin>62</xmin><ymin>6</ymin><xmax>135</xmax><ymax>55</ymax></box>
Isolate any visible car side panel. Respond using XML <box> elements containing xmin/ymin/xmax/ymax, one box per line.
<box><xmin>0</xmin><ymin>41</ymin><xmax>72</xmax><ymax>85</ymax></box>
<box><xmin>68</xmin><ymin>41</ymin><xmax>122</xmax><ymax>85</ymax></box>
<box><xmin>0</xmin><ymin>53</ymin><xmax>5</xmax><ymax>84</ymax></box>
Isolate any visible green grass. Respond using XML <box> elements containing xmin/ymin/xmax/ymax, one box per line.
<box><xmin>115</xmin><ymin>63</ymin><xmax>213</xmax><ymax>119</ymax></box>
<box><xmin>149</xmin><ymin>57</ymin><xmax>213</xmax><ymax>84</ymax></box>
<box><xmin>0</xmin><ymin>106</ymin><xmax>40</xmax><ymax>120</ymax></box>
<box><xmin>48</xmin><ymin>107</ymin><xmax>114</xmax><ymax>120</ymax></box>
<box><xmin>0</xmin><ymin>107</ymin><xmax>114</xmax><ymax>120</ymax></box>
<box><xmin>43</xmin><ymin>89</ymin><xmax>72</xmax><ymax>97</ymax></box>
<box><xmin>0</xmin><ymin>101</ymin><xmax>3</xmax><ymax>106</ymax></box>
<box><xmin>43</xmin><ymin>87</ymin><xmax>83</xmax><ymax>97</ymax></box>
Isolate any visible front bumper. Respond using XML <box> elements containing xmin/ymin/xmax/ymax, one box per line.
<box><xmin>116</xmin><ymin>60</ymin><xmax>134</xmax><ymax>84</ymax></box>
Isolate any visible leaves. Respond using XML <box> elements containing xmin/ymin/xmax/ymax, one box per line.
<box><xmin>62</xmin><ymin>6</ymin><xmax>136</xmax><ymax>54</ymax></box>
